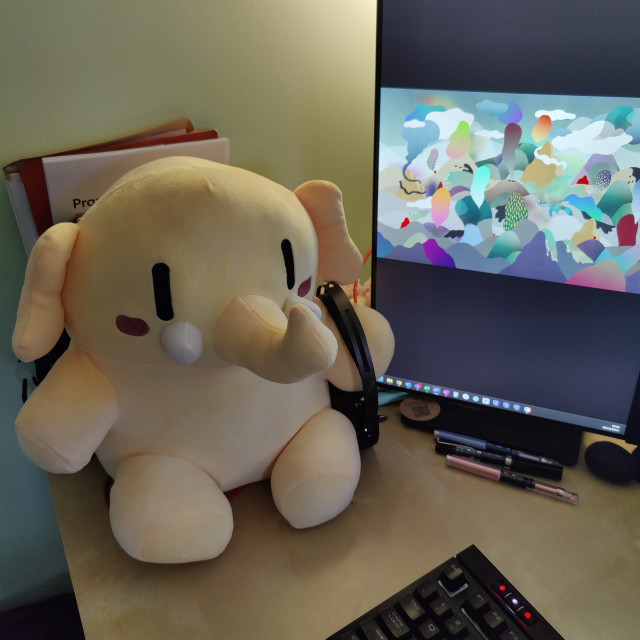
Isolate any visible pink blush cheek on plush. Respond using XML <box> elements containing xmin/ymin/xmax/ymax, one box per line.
<box><xmin>116</xmin><ymin>315</ymin><xmax>150</xmax><ymax>337</ymax></box>
<box><xmin>297</xmin><ymin>277</ymin><xmax>312</xmax><ymax>298</ymax></box>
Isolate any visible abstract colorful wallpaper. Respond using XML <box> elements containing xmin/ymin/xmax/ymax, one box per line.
<box><xmin>377</xmin><ymin>88</ymin><xmax>640</xmax><ymax>293</ymax></box>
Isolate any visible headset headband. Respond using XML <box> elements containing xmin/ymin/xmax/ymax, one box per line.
<box><xmin>317</xmin><ymin>282</ymin><xmax>379</xmax><ymax>448</ymax></box>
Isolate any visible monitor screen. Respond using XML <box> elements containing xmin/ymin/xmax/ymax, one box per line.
<box><xmin>372</xmin><ymin>0</ymin><xmax>640</xmax><ymax>459</ymax></box>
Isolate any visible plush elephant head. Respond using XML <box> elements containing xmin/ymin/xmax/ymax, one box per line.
<box><xmin>13</xmin><ymin>157</ymin><xmax>364</xmax><ymax>382</ymax></box>
<box><xmin>12</xmin><ymin>156</ymin><xmax>394</xmax><ymax>564</ymax></box>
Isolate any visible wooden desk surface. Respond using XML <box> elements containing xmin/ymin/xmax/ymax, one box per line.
<box><xmin>49</xmin><ymin>408</ymin><xmax>640</xmax><ymax>640</ymax></box>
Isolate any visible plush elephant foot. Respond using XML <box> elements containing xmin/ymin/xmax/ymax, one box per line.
<box><xmin>271</xmin><ymin>408</ymin><xmax>361</xmax><ymax>529</ymax></box>
<box><xmin>109</xmin><ymin>454</ymin><xmax>233</xmax><ymax>563</ymax></box>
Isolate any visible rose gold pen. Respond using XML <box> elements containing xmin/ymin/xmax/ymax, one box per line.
<box><xmin>446</xmin><ymin>455</ymin><xmax>579</xmax><ymax>504</ymax></box>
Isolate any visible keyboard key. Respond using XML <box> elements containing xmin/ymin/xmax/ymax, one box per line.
<box><xmin>379</xmin><ymin>606</ymin><xmax>412</xmax><ymax>639</ymax></box>
<box><xmin>444</xmin><ymin>614</ymin><xmax>470</xmax><ymax>638</ymax></box>
<box><xmin>429</xmin><ymin>598</ymin><xmax>451</xmax><ymax>620</ymax></box>
<box><xmin>464</xmin><ymin>590</ymin><xmax>491</xmax><ymax>619</ymax></box>
<box><xmin>416</xmin><ymin>582</ymin><xmax>439</xmax><ymax>604</ymax></box>
<box><xmin>493</xmin><ymin>582</ymin><xmax>510</xmax><ymax>600</ymax></box>
<box><xmin>397</xmin><ymin>594</ymin><xmax>426</xmax><ymax>623</ymax></box>
<box><xmin>339</xmin><ymin>632</ymin><xmax>360</xmax><ymax>640</ymax></box>
<box><xmin>482</xmin><ymin>609</ymin><xmax>507</xmax><ymax>638</ymax></box>
<box><xmin>499</xmin><ymin>629</ymin><xmax>526</xmax><ymax>640</ymax></box>
<box><xmin>417</xmin><ymin>619</ymin><xmax>441</xmax><ymax>639</ymax></box>
<box><xmin>439</xmin><ymin>563</ymin><xmax>466</xmax><ymax>593</ymax></box>
<box><xmin>515</xmin><ymin>607</ymin><xmax>538</xmax><ymax>627</ymax></box>
<box><xmin>360</xmin><ymin>617</ymin><xmax>389</xmax><ymax>640</ymax></box>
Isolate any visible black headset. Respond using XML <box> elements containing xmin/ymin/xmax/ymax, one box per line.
<box><xmin>316</xmin><ymin>281</ymin><xmax>381</xmax><ymax>449</ymax></box>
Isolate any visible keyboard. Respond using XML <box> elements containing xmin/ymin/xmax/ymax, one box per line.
<box><xmin>325</xmin><ymin>545</ymin><xmax>563</xmax><ymax>640</ymax></box>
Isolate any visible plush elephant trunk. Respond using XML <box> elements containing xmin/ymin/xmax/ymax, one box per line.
<box><xmin>212</xmin><ymin>294</ymin><xmax>338</xmax><ymax>383</ymax></box>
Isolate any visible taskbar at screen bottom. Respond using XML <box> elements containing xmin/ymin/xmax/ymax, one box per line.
<box><xmin>379</xmin><ymin>374</ymin><xmax>626</xmax><ymax>439</ymax></box>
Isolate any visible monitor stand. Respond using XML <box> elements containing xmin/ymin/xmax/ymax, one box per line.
<box><xmin>398</xmin><ymin>395</ymin><xmax>583</xmax><ymax>466</ymax></box>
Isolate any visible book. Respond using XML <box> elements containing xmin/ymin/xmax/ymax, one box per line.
<box><xmin>3</xmin><ymin>118</ymin><xmax>229</xmax><ymax>253</ymax></box>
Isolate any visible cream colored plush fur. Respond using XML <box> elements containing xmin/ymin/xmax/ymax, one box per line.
<box><xmin>13</xmin><ymin>157</ymin><xmax>394</xmax><ymax>564</ymax></box>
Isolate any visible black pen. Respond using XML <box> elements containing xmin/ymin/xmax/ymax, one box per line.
<box><xmin>433</xmin><ymin>429</ymin><xmax>561</xmax><ymax>466</ymax></box>
<box><xmin>435</xmin><ymin>441</ymin><xmax>563</xmax><ymax>480</ymax></box>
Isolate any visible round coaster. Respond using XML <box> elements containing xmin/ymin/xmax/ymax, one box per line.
<box><xmin>399</xmin><ymin>396</ymin><xmax>441</xmax><ymax>430</ymax></box>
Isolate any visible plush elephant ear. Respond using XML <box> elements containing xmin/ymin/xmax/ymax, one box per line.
<box><xmin>294</xmin><ymin>181</ymin><xmax>363</xmax><ymax>285</ymax></box>
<box><xmin>13</xmin><ymin>223</ymin><xmax>80</xmax><ymax>363</ymax></box>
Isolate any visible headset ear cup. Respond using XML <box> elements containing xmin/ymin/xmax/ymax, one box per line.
<box><xmin>328</xmin><ymin>386</ymin><xmax>377</xmax><ymax>449</ymax></box>
<box><xmin>318</xmin><ymin>283</ymin><xmax>379</xmax><ymax>449</ymax></box>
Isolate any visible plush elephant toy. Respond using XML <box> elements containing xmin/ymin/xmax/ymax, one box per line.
<box><xmin>13</xmin><ymin>156</ymin><xmax>394</xmax><ymax>564</ymax></box>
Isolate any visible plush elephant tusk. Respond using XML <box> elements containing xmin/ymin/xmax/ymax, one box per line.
<box><xmin>161</xmin><ymin>322</ymin><xmax>204</xmax><ymax>365</ymax></box>
<box><xmin>282</xmin><ymin>295</ymin><xmax>322</xmax><ymax>320</ymax></box>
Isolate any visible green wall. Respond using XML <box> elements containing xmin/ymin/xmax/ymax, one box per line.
<box><xmin>0</xmin><ymin>0</ymin><xmax>376</xmax><ymax>610</ymax></box>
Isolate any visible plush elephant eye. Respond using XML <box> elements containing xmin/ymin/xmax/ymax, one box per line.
<box><xmin>152</xmin><ymin>262</ymin><xmax>174</xmax><ymax>321</ymax></box>
<box><xmin>281</xmin><ymin>239</ymin><xmax>295</xmax><ymax>290</ymax></box>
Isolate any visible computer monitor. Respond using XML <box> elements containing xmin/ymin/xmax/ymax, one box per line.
<box><xmin>371</xmin><ymin>0</ymin><xmax>640</xmax><ymax>464</ymax></box>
